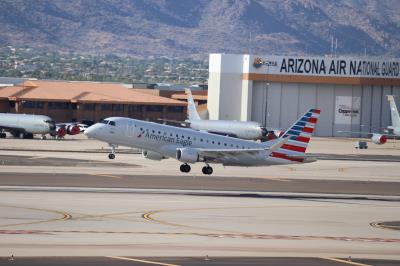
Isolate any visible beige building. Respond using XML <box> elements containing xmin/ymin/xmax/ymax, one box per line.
<box><xmin>208</xmin><ymin>54</ymin><xmax>400</xmax><ymax>136</ymax></box>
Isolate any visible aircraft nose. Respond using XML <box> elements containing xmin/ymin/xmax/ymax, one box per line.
<box><xmin>84</xmin><ymin>125</ymin><xmax>96</xmax><ymax>138</ymax></box>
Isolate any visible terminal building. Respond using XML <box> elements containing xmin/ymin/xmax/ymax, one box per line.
<box><xmin>208</xmin><ymin>54</ymin><xmax>400</xmax><ymax>136</ymax></box>
<box><xmin>0</xmin><ymin>80</ymin><xmax>186</xmax><ymax>123</ymax></box>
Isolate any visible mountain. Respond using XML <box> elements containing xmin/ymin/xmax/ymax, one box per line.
<box><xmin>0</xmin><ymin>0</ymin><xmax>399</xmax><ymax>58</ymax></box>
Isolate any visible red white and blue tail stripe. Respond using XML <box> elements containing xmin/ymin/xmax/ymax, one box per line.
<box><xmin>269</xmin><ymin>108</ymin><xmax>320</xmax><ymax>163</ymax></box>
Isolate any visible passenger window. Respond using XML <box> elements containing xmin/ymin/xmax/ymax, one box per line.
<box><xmin>158</xmin><ymin>131</ymin><xmax>161</xmax><ymax>134</ymax></box>
<box><xmin>152</xmin><ymin>130</ymin><xmax>155</xmax><ymax>133</ymax></box>
<box><xmin>200</xmin><ymin>139</ymin><xmax>203</xmax><ymax>142</ymax></box>
<box><xmin>212</xmin><ymin>141</ymin><xmax>215</xmax><ymax>144</ymax></box>
<box><xmin>188</xmin><ymin>136</ymin><xmax>191</xmax><ymax>140</ymax></box>
<box><xmin>224</xmin><ymin>143</ymin><xmax>227</xmax><ymax>146</ymax></box>
<box><xmin>218</xmin><ymin>142</ymin><xmax>220</xmax><ymax>145</ymax></box>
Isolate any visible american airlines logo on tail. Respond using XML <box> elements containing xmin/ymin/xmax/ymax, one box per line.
<box><xmin>270</xmin><ymin>109</ymin><xmax>320</xmax><ymax>162</ymax></box>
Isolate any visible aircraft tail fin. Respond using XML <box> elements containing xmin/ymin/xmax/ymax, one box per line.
<box><xmin>387</xmin><ymin>95</ymin><xmax>400</xmax><ymax>128</ymax></box>
<box><xmin>269</xmin><ymin>108</ymin><xmax>320</xmax><ymax>162</ymax></box>
<box><xmin>185</xmin><ymin>89</ymin><xmax>201</xmax><ymax>121</ymax></box>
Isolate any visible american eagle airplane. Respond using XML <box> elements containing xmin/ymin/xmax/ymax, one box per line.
<box><xmin>84</xmin><ymin>108</ymin><xmax>320</xmax><ymax>175</ymax></box>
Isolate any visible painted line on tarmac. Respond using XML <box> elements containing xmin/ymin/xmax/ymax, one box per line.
<box><xmin>107</xmin><ymin>256</ymin><xmax>179</xmax><ymax>266</ymax></box>
<box><xmin>0</xmin><ymin>204</ymin><xmax>71</xmax><ymax>227</ymax></box>
<box><xmin>1</xmin><ymin>186</ymin><xmax>400</xmax><ymax>201</ymax></box>
<box><xmin>322</xmin><ymin>257</ymin><xmax>372</xmax><ymax>266</ymax></box>
<box><xmin>88</xmin><ymin>173</ymin><xmax>121</xmax><ymax>179</ymax></box>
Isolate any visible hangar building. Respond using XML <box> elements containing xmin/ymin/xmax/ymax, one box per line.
<box><xmin>208</xmin><ymin>54</ymin><xmax>400</xmax><ymax>136</ymax></box>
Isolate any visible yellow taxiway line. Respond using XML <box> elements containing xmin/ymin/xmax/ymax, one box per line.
<box><xmin>107</xmin><ymin>256</ymin><xmax>180</xmax><ymax>266</ymax></box>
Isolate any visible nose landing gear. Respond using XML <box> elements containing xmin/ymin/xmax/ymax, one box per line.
<box><xmin>108</xmin><ymin>144</ymin><xmax>116</xmax><ymax>159</ymax></box>
<box><xmin>180</xmin><ymin>163</ymin><xmax>191</xmax><ymax>173</ymax></box>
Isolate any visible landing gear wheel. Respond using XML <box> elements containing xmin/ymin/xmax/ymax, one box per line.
<box><xmin>108</xmin><ymin>144</ymin><xmax>116</xmax><ymax>159</ymax></box>
<box><xmin>202</xmin><ymin>166</ymin><xmax>213</xmax><ymax>175</ymax></box>
<box><xmin>41</xmin><ymin>135</ymin><xmax>47</xmax><ymax>140</ymax></box>
<box><xmin>180</xmin><ymin>163</ymin><xmax>191</xmax><ymax>173</ymax></box>
<box><xmin>0</xmin><ymin>133</ymin><xmax>6</xmax><ymax>138</ymax></box>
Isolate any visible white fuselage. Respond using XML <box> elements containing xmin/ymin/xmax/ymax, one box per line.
<box><xmin>0</xmin><ymin>113</ymin><xmax>55</xmax><ymax>134</ymax></box>
<box><xmin>189</xmin><ymin>119</ymin><xmax>266</xmax><ymax>139</ymax></box>
<box><xmin>85</xmin><ymin>117</ymin><xmax>292</xmax><ymax>167</ymax></box>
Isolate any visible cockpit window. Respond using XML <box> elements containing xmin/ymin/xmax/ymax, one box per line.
<box><xmin>100</xmin><ymin>119</ymin><xmax>109</xmax><ymax>124</ymax></box>
<box><xmin>109</xmin><ymin>121</ymin><xmax>116</xmax><ymax>126</ymax></box>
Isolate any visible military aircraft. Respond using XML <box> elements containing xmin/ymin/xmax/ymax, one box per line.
<box><xmin>84</xmin><ymin>108</ymin><xmax>320</xmax><ymax>175</ymax></box>
<box><xmin>161</xmin><ymin>89</ymin><xmax>282</xmax><ymax>140</ymax></box>
<box><xmin>0</xmin><ymin>113</ymin><xmax>63</xmax><ymax>139</ymax></box>
<box><xmin>338</xmin><ymin>95</ymin><xmax>400</xmax><ymax>145</ymax></box>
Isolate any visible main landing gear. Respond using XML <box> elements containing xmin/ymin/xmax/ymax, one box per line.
<box><xmin>180</xmin><ymin>163</ymin><xmax>191</xmax><ymax>173</ymax></box>
<box><xmin>202</xmin><ymin>164</ymin><xmax>213</xmax><ymax>175</ymax></box>
<box><xmin>108</xmin><ymin>144</ymin><xmax>116</xmax><ymax>159</ymax></box>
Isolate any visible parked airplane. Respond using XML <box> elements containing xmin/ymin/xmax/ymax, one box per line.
<box><xmin>0</xmin><ymin>113</ymin><xmax>63</xmax><ymax>139</ymax></box>
<box><xmin>84</xmin><ymin>108</ymin><xmax>320</xmax><ymax>175</ymax></box>
<box><xmin>161</xmin><ymin>89</ymin><xmax>280</xmax><ymax>140</ymax></box>
<box><xmin>338</xmin><ymin>95</ymin><xmax>400</xmax><ymax>145</ymax></box>
<box><xmin>387</xmin><ymin>95</ymin><xmax>400</xmax><ymax>136</ymax></box>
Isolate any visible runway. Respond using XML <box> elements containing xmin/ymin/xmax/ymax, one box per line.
<box><xmin>0</xmin><ymin>137</ymin><xmax>399</xmax><ymax>264</ymax></box>
<box><xmin>0</xmin><ymin>188</ymin><xmax>400</xmax><ymax>260</ymax></box>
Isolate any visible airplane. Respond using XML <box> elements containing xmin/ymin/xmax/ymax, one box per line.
<box><xmin>84</xmin><ymin>108</ymin><xmax>320</xmax><ymax>175</ymax></box>
<box><xmin>0</xmin><ymin>113</ymin><xmax>64</xmax><ymax>139</ymax></box>
<box><xmin>387</xmin><ymin>95</ymin><xmax>400</xmax><ymax>136</ymax></box>
<box><xmin>338</xmin><ymin>95</ymin><xmax>400</xmax><ymax>145</ymax></box>
<box><xmin>160</xmin><ymin>89</ymin><xmax>282</xmax><ymax>140</ymax></box>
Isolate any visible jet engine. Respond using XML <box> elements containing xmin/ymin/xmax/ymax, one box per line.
<box><xmin>50</xmin><ymin>126</ymin><xmax>66</xmax><ymax>138</ymax></box>
<box><xmin>142</xmin><ymin>150</ymin><xmax>165</xmax><ymax>161</ymax></box>
<box><xmin>176</xmin><ymin>148</ymin><xmax>199</xmax><ymax>163</ymax></box>
<box><xmin>371</xmin><ymin>134</ymin><xmax>387</xmax><ymax>145</ymax></box>
<box><xmin>66</xmin><ymin>124</ymin><xmax>80</xmax><ymax>135</ymax></box>
<box><xmin>265</xmin><ymin>130</ymin><xmax>284</xmax><ymax>140</ymax></box>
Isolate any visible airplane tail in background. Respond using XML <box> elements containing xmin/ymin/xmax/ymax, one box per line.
<box><xmin>269</xmin><ymin>108</ymin><xmax>320</xmax><ymax>162</ymax></box>
<box><xmin>387</xmin><ymin>95</ymin><xmax>400</xmax><ymax>128</ymax></box>
<box><xmin>185</xmin><ymin>89</ymin><xmax>201</xmax><ymax>121</ymax></box>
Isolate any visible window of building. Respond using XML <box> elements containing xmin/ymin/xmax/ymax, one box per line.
<box><xmin>83</xmin><ymin>103</ymin><xmax>95</xmax><ymax>111</ymax></box>
<box><xmin>9</xmin><ymin>101</ymin><xmax>15</xmax><ymax>108</ymax></box>
<box><xmin>101</xmin><ymin>104</ymin><xmax>113</xmax><ymax>111</ymax></box>
<box><xmin>167</xmin><ymin>106</ymin><xmax>184</xmax><ymax>113</ymax></box>
<box><xmin>128</xmin><ymin>105</ymin><xmax>137</xmax><ymax>112</ymax></box>
<box><xmin>48</xmin><ymin>102</ymin><xmax>69</xmax><ymax>109</ymax></box>
<box><xmin>22</xmin><ymin>101</ymin><xmax>44</xmax><ymax>109</ymax></box>
<box><xmin>146</xmin><ymin>105</ymin><xmax>163</xmax><ymax>112</ymax></box>
<box><xmin>113</xmin><ymin>104</ymin><xmax>124</xmax><ymax>112</ymax></box>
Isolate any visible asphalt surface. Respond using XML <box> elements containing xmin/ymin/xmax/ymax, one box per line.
<box><xmin>1</xmin><ymin>172</ymin><xmax>400</xmax><ymax>196</ymax></box>
<box><xmin>0</xmin><ymin>257</ymin><xmax>399</xmax><ymax>266</ymax></box>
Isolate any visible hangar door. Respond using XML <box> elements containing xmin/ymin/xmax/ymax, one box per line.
<box><xmin>251</xmin><ymin>81</ymin><xmax>268</xmax><ymax>126</ymax></box>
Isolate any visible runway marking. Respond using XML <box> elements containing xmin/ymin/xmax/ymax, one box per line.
<box><xmin>1</xmin><ymin>229</ymin><xmax>399</xmax><ymax>243</ymax></box>
<box><xmin>28</xmin><ymin>156</ymin><xmax>47</xmax><ymax>160</ymax></box>
<box><xmin>322</xmin><ymin>257</ymin><xmax>372</xmax><ymax>266</ymax></box>
<box><xmin>88</xmin><ymin>173</ymin><xmax>121</xmax><ymax>179</ymax></box>
<box><xmin>0</xmin><ymin>204</ymin><xmax>71</xmax><ymax>227</ymax></box>
<box><xmin>370</xmin><ymin>221</ymin><xmax>400</xmax><ymax>232</ymax></box>
<box><xmin>107</xmin><ymin>256</ymin><xmax>180</xmax><ymax>266</ymax></box>
<box><xmin>262</xmin><ymin>176</ymin><xmax>291</xmax><ymax>182</ymax></box>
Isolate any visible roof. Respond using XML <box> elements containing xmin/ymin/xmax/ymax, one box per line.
<box><xmin>0</xmin><ymin>80</ymin><xmax>186</xmax><ymax>106</ymax></box>
<box><xmin>170</xmin><ymin>90</ymin><xmax>208</xmax><ymax>101</ymax></box>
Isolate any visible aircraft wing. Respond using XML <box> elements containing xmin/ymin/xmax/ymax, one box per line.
<box><xmin>337</xmin><ymin>130</ymin><xmax>398</xmax><ymax>137</ymax></box>
<box><xmin>196</xmin><ymin>137</ymin><xmax>288</xmax><ymax>159</ymax></box>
